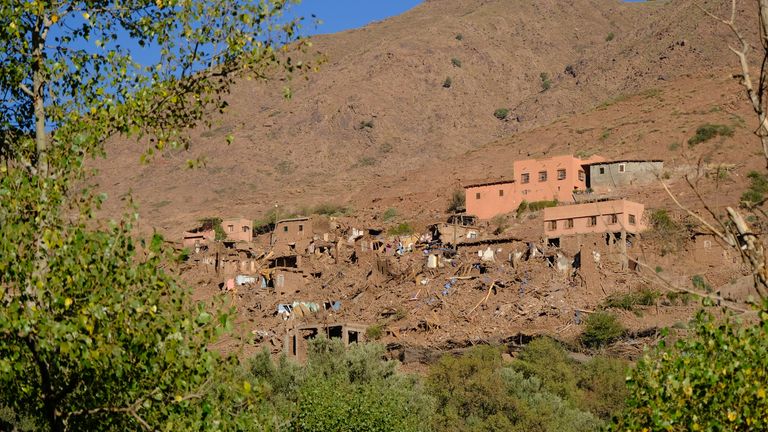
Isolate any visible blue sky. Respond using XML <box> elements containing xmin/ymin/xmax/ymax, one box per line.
<box><xmin>289</xmin><ymin>0</ymin><xmax>423</xmax><ymax>36</ymax></box>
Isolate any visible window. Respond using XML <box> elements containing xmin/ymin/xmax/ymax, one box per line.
<box><xmin>228</xmin><ymin>225</ymin><xmax>234</xmax><ymax>233</ymax></box>
<box><xmin>587</xmin><ymin>216</ymin><xmax>597</xmax><ymax>226</ymax></box>
<box><xmin>629</xmin><ymin>214</ymin><xmax>636</xmax><ymax>225</ymax></box>
<box><xmin>499</xmin><ymin>189</ymin><xmax>504</xmax><ymax>197</ymax></box>
<box><xmin>618</xmin><ymin>163</ymin><xmax>626</xmax><ymax>173</ymax></box>
<box><xmin>283</xmin><ymin>226</ymin><xmax>289</xmax><ymax>232</ymax></box>
<box><xmin>578</xmin><ymin>170</ymin><xmax>585</xmax><ymax>181</ymax></box>
<box><xmin>557</xmin><ymin>169</ymin><xmax>566</xmax><ymax>180</ymax></box>
<box><xmin>475</xmin><ymin>192</ymin><xmax>481</xmax><ymax>200</ymax></box>
<box><xmin>547</xmin><ymin>220</ymin><xmax>557</xmax><ymax>231</ymax></box>
<box><xmin>522</xmin><ymin>190</ymin><xmax>529</xmax><ymax>195</ymax></box>
<box><xmin>242</xmin><ymin>226</ymin><xmax>249</xmax><ymax>233</ymax></box>
<box><xmin>599</xmin><ymin>167</ymin><xmax>605</xmax><ymax>174</ymax></box>
<box><xmin>607</xmin><ymin>214</ymin><xmax>618</xmax><ymax>224</ymax></box>
<box><xmin>565</xmin><ymin>218</ymin><xmax>574</xmax><ymax>229</ymax></box>
<box><xmin>299</xmin><ymin>224</ymin><xmax>304</xmax><ymax>232</ymax></box>
<box><xmin>521</xmin><ymin>173</ymin><xmax>530</xmax><ymax>184</ymax></box>
<box><xmin>538</xmin><ymin>171</ymin><xmax>548</xmax><ymax>182</ymax></box>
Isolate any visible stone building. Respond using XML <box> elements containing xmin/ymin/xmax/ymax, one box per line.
<box><xmin>585</xmin><ymin>160</ymin><xmax>663</xmax><ymax>193</ymax></box>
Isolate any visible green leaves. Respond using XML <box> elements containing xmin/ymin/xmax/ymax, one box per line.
<box><xmin>611</xmin><ymin>307</ymin><xmax>768</xmax><ymax>431</ymax></box>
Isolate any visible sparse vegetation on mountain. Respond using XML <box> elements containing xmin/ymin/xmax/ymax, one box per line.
<box><xmin>200</xmin><ymin>217</ymin><xmax>227</xmax><ymax>240</ymax></box>
<box><xmin>687</xmin><ymin>123</ymin><xmax>734</xmax><ymax>146</ymax></box>
<box><xmin>581</xmin><ymin>312</ymin><xmax>625</xmax><ymax>348</ymax></box>
<box><xmin>540</xmin><ymin>72</ymin><xmax>552</xmax><ymax>91</ymax></box>
<box><xmin>442</xmin><ymin>76</ymin><xmax>452</xmax><ymax>88</ymax></box>
<box><xmin>741</xmin><ymin>170</ymin><xmax>768</xmax><ymax>206</ymax></box>
<box><xmin>494</xmin><ymin>108</ymin><xmax>510</xmax><ymax>120</ymax></box>
<box><xmin>605</xmin><ymin>32</ymin><xmax>615</xmax><ymax>42</ymax></box>
<box><xmin>382</xmin><ymin>207</ymin><xmax>398</xmax><ymax>221</ymax></box>
<box><xmin>603</xmin><ymin>289</ymin><xmax>661</xmax><ymax>310</ymax></box>
<box><xmin>388</xmin><ymin>222</ymin><xmax>414</xmax><ymax>236</ymax></box>
<box><xmin>451</xmin><ymin>57</ymin><xmax>462</xmax><ymax>67</ymax></box>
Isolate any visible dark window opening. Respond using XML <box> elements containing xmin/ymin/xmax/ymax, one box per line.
<box><xmin>599</xmin><ymin>167</ymin><xmax>605</xmax><ymax>174</ymax></box>
<box><xmin>547</xmin><ymin>238</ymin><xmax>560</xmax><ymax>248</ymax></box>
<box><xmin>587</xmin><ymin>216</ymin><xmax>597</xmax><ymax>226</ymax></box>
<box><xmin>521</xmin><ymin>173</ymin><xmax>530</xmax><ymax>184</ymax></box>
<box><xmin>499</xmin><ymin>189</ymin><xmax>504</xmax><ymax>197</ymax></box>
<box><xmin>539</xmin><ymin>171</ymin><xmax>548</xmax><ymax>182</ymax></box>
<box><xmin>565</xmin><ymin>218</ymin><xmax>574</xmax><ymax>229</ymax></box>
<box><xmin>348</xmin><ymin>331</ymin><xmax>359</xmax><ymax>344</ymax></box>
<box><xmin>557</xmin><ymin>169</ymin><xmax>566</xmax><ymax>180</ymax></box>
<box><xmin>328</xmin><ymin>326</ymin><xmax>343</xmax><ymax>340</ymax></box>
<box><xmin>629</xmin><ymin>214</ymin><xmax>636</xmax><ymax>225</ymax></box>
<box><xmin>475</xmin><ymin>192</ymin><xmax>481</xmax><ymax>200</ymax></box>
<box><xmin>283</xmin><ymin>226</ymin><xmax>289</xmax><ymax>232</ymax></box>
<box><xmin>298</xmin><ymin>224</ymin><xmax>304</xmax><ymax>232</ymax></box>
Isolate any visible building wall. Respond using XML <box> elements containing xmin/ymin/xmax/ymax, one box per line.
<box><xmin>274</xmin><ymin>218</ymin><xmax>313</xmax><ymax>244</ymax></box>
<box><xmin>222</xmin><ymin>218</ymin><xmax>252</xmax><ymax>242</ymax></box>
<box><xmin>464</xmin><ymin>182</ymin><xmax>517</xmax><ymax>219</ymax></box>
<box><xmin>182</xmin><ymin>229</ymin><xmax>215</xmax><ymax>248</ymax></box>
<box><xmin>543</xmin><ymin>199</ymin><xmax>646</xmax><ymax>237</ymax></box>
<box><xmin>512</xmin><ymin>155</ymin><xmax>604</xmax><ymax>203</ymax></box>
<box><xmin>588</xmin><ymin>161</ymin><xmax>663</xmax><ymax>192</ymax></box>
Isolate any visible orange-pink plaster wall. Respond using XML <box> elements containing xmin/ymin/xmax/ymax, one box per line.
<box><xmin>513</xmin><ymin>155</ymin><xmax>604</xmax><ymax>203</ymax></box>
<box><xmin>222</xmin><ymin>218</ymin><xmax>252</xmax><ymax>242</ymax></box>
<box><xmin>464</xmin><ymin>182</ymin><xmax>517</xmax><ymax>220</ymax></box>
<box><xmin>543</xmin><ymin>199</ymin><xmax>646</xmax><ymax>237</ymax></box>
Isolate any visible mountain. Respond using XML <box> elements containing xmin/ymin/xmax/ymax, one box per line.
<box><xmin>92</xmin><ymin>0</ymin><xmax>753</xmax><ymax>237</ymax></box>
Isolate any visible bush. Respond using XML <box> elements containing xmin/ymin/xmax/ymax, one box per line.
<box><xmin>200</xmin><ymin>217</ymin><xmax>226</xmax><ymax>240</ymax></box>
<box><xmin>455</xmin><ymin>33</ymin><xmax>463</xmax><ymax>41</ymax></box>
<box><xmin>388</xmin><ymin>222</ymin><xmax>413</xmax><ymax>236</ymax></box>
<box><xmin>513</xmin><ymin>338</ymin><xmax>579</xmax><ymax>401</ymax></box>
<box><xmin>605</xmin><ymin>32</ymin><xmax>615</xmax><ymax>41</ymax></box>
<box><xmin>516</xmin><ymin>200</ymin><xmax>529</xmax><ymax>218</ymax></box>
<box><xmin>382</xmin><ymin>207</ymin><xmax>397</xmax><ymax>221</ymax></box>
<box><xmin>603</xmin><ymin>289</ymin><xmax>661</xmax><ymax>310</ymax></box>
<box><xmin>741</xmin><ymin>170</ymin><xmax>768</xmax><ymax>205</ymax></box>
<box><xmin>365</xmin><ymin>325</ymin><xmax>384</xmax><ymax>340</ymax></box>
<box><xmin>313</xmin><ymin>203</ymin><xmax>350</xmax><ymax>216</ymax></box>
<box><xmin>357</xmin><ymin>156</ymin><xmax>377</xmax><ymax>167</ymax></box>
<box><xmin>610</xmin><ymin>308</ymin><xmax>768</xmax><ymax>431</ymax></box>
<box><xmin>687</xmin><ymin>123</ymin><xmax>734</xmax><ymax>146</ymax></box>
<box><xmin>451</xmin><ymin>57</ymin><xmax>462</xmax><ymax>67</ymax></box>
<box><xmin>540</xmin><ymin>72</ymin><xmax>551</xmax><ymax>91</ymax></box>
<box><xmin>494</xmin><ymin>108</ymin><xmax>509</xmax><ymax>120</ymax></box>
<box><xmin>527</xmin><ymin>199</ymin><xmax>558</xmax><ymax>211</ymax></box>
<box><xmin>447</xmin><ymin>189</ymin><xmax>465</xmax><ymax>213</ymax></box>
<box><xmin>578</xmin><ymin>357</ymin><xmax>629</xmax><ymax>420</ymax></box>
<box><xmin>581</xmin><ymin>312</ymin><xmax>624</xmax><ymax>348</ymax></box>
<box><xmin>442</xmin><ymin>76</ymin><xmax>452</xmax><ymax>88</ymax></box>
<box><xmin>358</xmin><ymin>119</ymin><xmax>374</xmax><ymax>129</ymax></box>
<box><xmin>691</xmin><ymin>274</ymin><xmax>712</xmax><ymax>292</ymax></box>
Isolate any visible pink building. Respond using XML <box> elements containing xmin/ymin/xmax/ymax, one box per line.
<box><xmin>543</xmin><ymin>199</ymin><xmax>646</xmax><ymax>238</ymax></box>
<box><xmin>464</xmin><ymin>155</ymin><xmax>605</xmax><ymax>220</ymax></box>
<box><xmin>221</xmin><ymin>218</ymin><xmax>252</xmax><ymax>242</ymax></box>
<box><xmin>464</xmin><ymin>180</ymin><xmax>517</xmax><ymax>220</ymax></box>
<box><xmin>513</xmin><ymin>154</ymin><xmax>604</xmax><ymax>203</ymax></box>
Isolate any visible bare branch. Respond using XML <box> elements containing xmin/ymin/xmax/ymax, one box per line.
<box><xmin>661</xmin><ymin>180</ymin><xmax>734</xmax><ymax>246</ymax></box>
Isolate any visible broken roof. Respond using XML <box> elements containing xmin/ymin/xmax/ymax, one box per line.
<box><xmin>277</xmin><ymin>216</ymin><xmax>311</xmax><ymax>223</ymax></box>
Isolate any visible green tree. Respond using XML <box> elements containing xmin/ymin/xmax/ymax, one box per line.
<box><xmin>611</xmin><ymin>309</ymin><xmax>768</xmax><ymax>431</ymax></box>
<box><xmin>0</xmin><ymin>0</ymin><xmax>313</xmax><ymax>430</ymax></box>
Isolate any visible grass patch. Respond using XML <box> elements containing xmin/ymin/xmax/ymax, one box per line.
<box><xmin>365</xmin><ymin>324</ymin><xmax>383</xmax><ymax>340</ymax></box>
<box><xmin>527</xmin><ymin>199</ymin><xmax>558</xmax><ymax>211</ymax></box>
<box><xmin>388</xmin><ymin>222</ymin><xmax>414</xmax><ymax>236</ymax></box>
<box><xmin>540</xmin><ymin>72</ymin><xmax>551</xmax><ymax>91</ymax></box>
<box><xmin>451</xmin><ymin>57</ymin><xmax>462</xmax><ymax>67</ymax></box>
<box><xmin>357</xmin><ymin>156</ymin><xmax>378</xmax><ymax>167</ymax></box>
<box><xmin>442</xmin><ymin>76</ymin><xmax>452</xmax><ymax>88</ymax></box>
<box><xmin>603</xmin><ymin>289</ymin><xmax>660</xmax><ymax>310</ymax></box>
<box><xmin>741</xmin><ymin>171</ymin><xmax>768</xmax><ymax>206</ymax></box>
<box><xmin>382</xmin><ymin>207</ymin><xmax>397</xmax><ymax>222</ymax></box>
<box><xmin>605</xmin><ymin>32</ymin><xmax>615</xmax><ymax>42</ymax></box>
<box><xmin>687</xmin><ymin>123</ymin><xmax>734</xmax><ymax>146</ymax></box>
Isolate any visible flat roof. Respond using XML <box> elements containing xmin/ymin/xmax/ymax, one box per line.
<box><xmin>277</xmin><ymin>217</ymin><xmax>310</xmax><ymax>223</ymax></box>
<box><xmin>463</xmin><ymin>179</ymin><xmax>515</xmax><ymax>189</ymax></box>
<box><xmin>583</xmin><ymin>159</ymin><xmax>663</xmax><ymax>166</ymax></box>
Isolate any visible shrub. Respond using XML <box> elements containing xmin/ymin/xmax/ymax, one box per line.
<box><xmin>275</xmin><ymin>159</ymin><xmax>295</xmax><ymax>175</ymax></box>
<box><xmin>455</xmin><ymin>33</ymin><xmax>463</xmax><ymax>41</ymax></box>
<box><xmin>668</xmin><ymin>142</ymin><xmax>680</xmax><ymax>151</ymax></box>
<box><xmin>382</xmin><ymin>207</ymin><xmax>397</xmax><ymax>221</ymax></box>
<box><xmin>200</xmin><ymin>217</ymin><xmax>226</xmax><ymax>240</ymax></box>
<box><xmin>605</xmin><ymin>32</ymin><xmax>615</xmax><ymax>41</ymax></box>
<box><xmin>365</xmin><ymin>325</ymin><xmax>383</xmax><ymax>340</ymax></box>
<box><xmin>493</xmin><ymin>108</ymin><xmax>509</xmax><ymax>120</ymax></box>
<box><xmin>516</xmin><ymin>200</ymin><xmax>529</xmax><ymax>218</ymax></box>
<box><xmin>491</xmin><ymin>214</ymin><xmax>509</xmax><ymax>235</ymax></box>
<box><xmin>359</xmin><ymin>119</ymin><xmax>374</xmax><ymax>129</ymax></box>
<box><xmin>313</xmin><ymin>203</ymin><xmax>350</xmax><ymax>216</ymax></box>
<box><xmin>447</xmin><ymin>189</ymin><xmax>465</xmax><ymax>213</ymax></box>
<box><xmin>357</xmin><ymin>156</ymin><xmax>377</xmax><ymax>167</ymax></box>
<box><xmin>451</xmin><ymin>57</ymin><xmax>462</xmax><ymax>67</ymax></box>
<box><xmin>741</xmin><ymin>170</ymin><xmax>768</xmax><ymax>205</ymax></box>
<box><xmin>527</xmin><ymin>199</ymin><xmax>558</xmax><ymax>211</ymax></box>
<box><xmin>603</xmin><ymin>289</ymin><xmax>661</xmax><ymax>310</ymax></box>
<box><xmin>691</xmin><ymin>274</ymin><xmax>712</xmax><ymax>292</ymax></box>
<box><xmin>513</xmin><ymin>338</ymin><xmax>579</xmax><ymax>401</ymax></box>
<box><xmin>388</xmin><ymin>223</ymin><xmax>413</xmax><ymax>236</ymax></box>
<box><xmin>687</xmin><ymin>123</ymin><xmax>734</xmax><ymax>146</ymax></box>
<box><xmin>581</xmin><ymin>312</ymin><xmax>624</xmax><ymax>348</ymax></box>
<box><xmin>540</xmin><ymin>72</ymin><xmax>551</xmax><ymax>91</ymax></box>
<box><xmin>610</xmin><ymin>309</ymin><xmax>768</xmax><ymax>431</ymax></box>
<box><xmin>578</xmin><ymin>356</ymin><xmax>629</xmax><ymax>420</ymax></box>
<box><xmin>442</xmin><ymin>76</ymin><xmax>452</xmax><ymax>88</ymax></box>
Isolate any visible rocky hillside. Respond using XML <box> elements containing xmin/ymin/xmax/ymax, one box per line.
<box><xmin>91</xmin><ymin>0</ymin><xmax>755</xmax><ymax>237</ymax></box>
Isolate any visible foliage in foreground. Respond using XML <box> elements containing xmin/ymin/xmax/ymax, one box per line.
<box><xmin>250</xmin><ymin>339</ymin><xmax>432</xmax><ymax>432</ymax></box>
<box><xmin>428</xmin><ymin>340</ymin><xmax>628</xmax><ymax>431</ymax></box>
<box><xmin>611</xmin><ymin>307</ymin><xmax>768</xmax><ymax>431</ymax></box>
